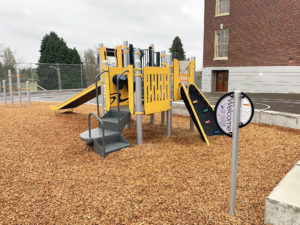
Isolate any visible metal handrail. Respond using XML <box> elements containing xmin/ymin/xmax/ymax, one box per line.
<box><xmin>88</xmin><ymin>112</ymin><xmax>105</xmax><ymax>153</ymax></box>
<box><xmin>116</xmin><ymin>70</ymin><xmax>129</xmax><ymax>132</ymax></box>
<box><xmin>95</xmin><ymin>70</ymin><xmax>108</xmax><ymax>118</ymax></box>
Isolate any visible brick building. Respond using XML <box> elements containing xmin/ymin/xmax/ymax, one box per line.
<box><xmin>202</xmin><ymin>0</ymin><xmax>300</xmax><ymax>93</ymax></box>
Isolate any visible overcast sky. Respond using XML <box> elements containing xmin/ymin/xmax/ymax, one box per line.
<box><xmin>0</xmin><ymin>0</ymin><xmax>204</xmax><ymax>69</ymax></box>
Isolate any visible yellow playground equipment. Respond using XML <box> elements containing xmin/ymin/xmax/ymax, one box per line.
<box><xmin>51</xmin><ymin>41</ymin><xmax>223</xmax><ymax>157</ymax></box>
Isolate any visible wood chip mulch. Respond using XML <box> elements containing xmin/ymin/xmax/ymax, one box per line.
<box><xmin>0</xmin><ymin>102</ymin><xmax>299</xmax><ymax>224</ymax></box>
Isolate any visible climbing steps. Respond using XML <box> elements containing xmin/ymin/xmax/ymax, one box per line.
<box><xmin>188</xmin><ymin>84</ymin><xmax>222</xmax><ymax>137</ymax></box>
<box><xmin>80</xmin><ymin>109</ymin><xmax>131</xmax><ymax>158</ymax></box>
<box><xmin>180</xmin><ymin>83</ymin><xmax>223</xmax><ymax>146</ymax></box>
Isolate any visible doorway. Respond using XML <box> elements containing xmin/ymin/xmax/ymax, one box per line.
<box><xmin>216</xmin><ymin>70</ymin><xmax>228</xmax><ymax>92</ymax></box>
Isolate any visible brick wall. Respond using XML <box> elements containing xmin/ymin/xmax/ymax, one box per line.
<box><xmin>203</xmin><ymin>0</ymin><xmax>300</xmax><ymax>67</ymax></box>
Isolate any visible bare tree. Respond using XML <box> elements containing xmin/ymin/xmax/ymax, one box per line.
<box><xmin>83</xmin><ymin>48</ymin><xmax>97</xmax><ymax>65</ymax></box>
<box><xmin>0</xmin><ymin>46</ymin><xmax>17</xmax><ymax>81</ymax></box>
<box><xmin>2</xmin><ymin>47</ymin><xmax>16</xmax><ymax>68</ymax></box>
<box><xmin>82</xmin><ymin>48</ymin><xmax>98</xmax><ymax>86</ymax></box>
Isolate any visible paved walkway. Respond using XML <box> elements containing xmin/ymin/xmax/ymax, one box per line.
<box><xmin>4</xmin><ymin>90</ymin><xmax>300</xmax><ymax>114</ymax></box>
<box><xmin>199</xmin><ymin>92</ymin><xmax>300</xmax><ymax>114</ymax></box>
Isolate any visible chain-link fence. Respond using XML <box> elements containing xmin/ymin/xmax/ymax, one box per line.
<box><xmin>0</xmin><ymin>62</ymin><xmax>202</xmax><ymax>92</ymax></box>
<box><xmin>0</xmin><ymin>63</ymin><xmax>99</xmax><ymax>92</ymax></box>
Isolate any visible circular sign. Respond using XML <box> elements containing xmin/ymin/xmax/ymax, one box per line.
<box><xmin>215</xmin><ymin>92</ymin><xmax>254</xmax><ymax>137</ymax></box>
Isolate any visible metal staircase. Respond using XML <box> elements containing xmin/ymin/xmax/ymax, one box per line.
<box><xmin>80</xmin><ymin>70</ymin><xmax>131</xmax><ymax>158</ymax></box>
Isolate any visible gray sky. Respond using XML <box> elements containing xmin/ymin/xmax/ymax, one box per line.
<box><xmin>0</xmin><ymin>0</ymin><xmax>204</xmax><ymax>69</ymax></box>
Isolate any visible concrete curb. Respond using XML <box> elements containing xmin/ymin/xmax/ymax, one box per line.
<box><xmin>264</xmin><ymin>163</ymin><xmax>300</xmax><ymax>225</ymax></box>
<box><xmin>172</xmin><ymin>101</ymin><xmax>300</xmax><ymax>130</ymax></box>
<box><xmin>252</xmin><ymin>110</ymin><xmax>300</xmax><ymax>130</ymax></box>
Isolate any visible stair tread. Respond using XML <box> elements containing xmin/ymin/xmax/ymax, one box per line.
<box><xmin>105</xmin><ymin>141</ymin><xmax>130</xmax><ymax>153</ymax></box>
<box><xmin>80</xmin><ymin>128</ymin><xmax>119</xmax><ymax>144</ymax></box>
<box><xmin>102</xmin><ymin>117</ymin><xmax>119</xmax><ymax>123</ymax></box>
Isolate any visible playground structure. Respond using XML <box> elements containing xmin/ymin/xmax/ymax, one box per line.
<box><xmin>51</xmin><ymin>41</ymin><xmax>223</xmax><ymax>157</ymax></box>
<box><xmin>2</xmin><ymin>69</ymin><xmax>31</xmax><ymax>107</ymax></box>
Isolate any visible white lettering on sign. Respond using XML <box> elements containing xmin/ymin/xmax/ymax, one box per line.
<box><xmin>215</xmin><ymin>92</ymin><xmax>253</xmax><ymax>136</ymax></box>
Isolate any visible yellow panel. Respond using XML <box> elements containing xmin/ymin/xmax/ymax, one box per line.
<box><xmin>188</xmin><ymin>60</ymin><xmax>195</xmax><ymax>84</ymax></box>
<box><xmin>100</xmin><ymin>47</ymin><xmax>107</xmax><ymax>70</ymax></box>
<box><xmin>143</xmin><ymin>67</ymin><xmax>170</xmax><ymax>114</ymax></box>
<box><xmin>108</xmin><ymin>67</ymin><xmax>130</xmax><ymax>108</ymax></box>
<box><xmin>127</xmin><ymin>65</ymin><xmax>134</xmax><ymax>114</ymax></box>
<box><xmin>173</xmin><ymin>59</ymin><xmax>181</xmax><ymax>101</ymax></box>
<box><xmin>115</xmin><ymin>45</ymin><xmax>123</xmax><ymax>68</ymax></box>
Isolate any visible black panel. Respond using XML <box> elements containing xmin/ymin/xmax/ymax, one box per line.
<box><xmin>106</xmin><ymin>48</ymin><xmax>115</xmax><ymax>57</ymax></box>
<box><xmin>156</xmin><ymin>52</ymin><xmax>160</xmax><ymax>67</ymax></box>
<box><xmin>188</xmin><ymin>84</ymin><xmax>223</xmax><ymax>136</ymax></box>
<box><xmin>180</xmin><ymin>86</ymin><xmax>206</xmax><ymax>142</ymax></box>
<box><xmin>112</xmin><ymin>74</ymin><xmax>128</xmax><ymax>90</ymax></box>
<box><xmin>149</xmin><ymin>46</ymin><xmax>153</xmax><ymax>66</ymax></box>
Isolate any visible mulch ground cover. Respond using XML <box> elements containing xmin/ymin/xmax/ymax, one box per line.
<box><xmin>0</xmin><ymin>102</ymin><xmax>299</xmax><ymax>224</ymax></box>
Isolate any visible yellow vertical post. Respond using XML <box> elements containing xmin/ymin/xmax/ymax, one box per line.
<box><xmin>188</xmin><ymin>60</ymin><xmax>195</xmax><ymax>85</ymax></box>
<box><xmin>173</xmin><ymin>59</ymin><xmax>181</xmax><ymax>101</ymax></box>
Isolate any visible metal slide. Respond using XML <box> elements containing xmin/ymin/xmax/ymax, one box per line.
<box><xmin>50</xmin><ymin>81</ymin><xmax>101</xmax><ymax>112</ymax></box>
<box><xmin>180</xmin><ymin>83</ymin><xmax>223</xmax><ymax>146</ymax></box>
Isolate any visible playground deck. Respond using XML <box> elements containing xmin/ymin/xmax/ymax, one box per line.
<box><xmin>0</xmin><ymin>102</ymin><xmax>299</xmax><ymax>224</ymax></box>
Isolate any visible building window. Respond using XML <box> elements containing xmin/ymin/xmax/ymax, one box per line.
<box><xmin>214</xmin><ymin>29</ymin><xmax>229</xmax><ymax>59</ymax></box>
<box><xmin>216</xmin><ymin>0</ymin><xmax>230</xmax><ymax>16</ymax></box>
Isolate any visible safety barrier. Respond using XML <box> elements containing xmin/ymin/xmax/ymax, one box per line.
<box><xmin>143</xmin><ymin>66</ymin><xmax>171</xmax><ymax>114</ymax></box>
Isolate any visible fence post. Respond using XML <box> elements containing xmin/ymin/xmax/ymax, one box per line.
<box><xmin>8</xmin><ymin>70</ymin><xmax>13</xmax><ymax>105</ymax></box>
<box><xmin>229</xmin><ymin>90</ymin><xmax>242</xmax><ymax>215</ymax></box>
<box><xmin>26</xmin><ymin>81</ymin><xmax>31</xmax><ymax>107</ymax></box>
<box><xmin>17</xmin><ymin>69</ymin><xmax>22</xmax><ymax>106</ymax></box>
<box><xmin>57</xmin><ymin>63</ymin><xmax>62</xmax><ymax>91</ymax></box>
<box><xmin>80</xmin><ymin>63</ymin><xmax>83</xmax><ymax>89</ymax></box>
<box><xmin>2</xmin><ymin>80</ymin><xmax>7</xmax><ymax>105</ymax></box>
<box><xmin>135</xmin><ymin>48</ymin><xmax>143</xmax><ymax>145</ymax></box>
<box><xmin>167</xmin><ymin>55</ymin><xmax>173</xmax><ymax>136</ymax></box>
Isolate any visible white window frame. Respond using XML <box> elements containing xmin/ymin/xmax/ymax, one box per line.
<box><xmin>214</xmin><ymin>29</ymin><xmax>229</xmax><ymax>60</ymax></box>
<box><xmin>215</xmin><ymin>0</ymin><xmax>230</xmax><ymax>17</ymax></box>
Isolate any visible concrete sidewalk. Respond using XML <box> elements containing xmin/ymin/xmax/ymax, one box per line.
<box><xmin>202</xmin><ymin>92</ymin><xmax>300</xmax><ymax>114</ymax></box>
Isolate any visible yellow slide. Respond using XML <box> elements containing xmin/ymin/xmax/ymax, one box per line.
<box><xmin>50</xmin><ymin>81</ymin><xmax>101</xmax><ymax>113</ymax></box>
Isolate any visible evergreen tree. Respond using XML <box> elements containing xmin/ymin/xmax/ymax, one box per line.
<box><xmin>37</xmin><ymin>32</ymin><xmax>83</xmax><ymax>90</ymax></box>
<box><xmin>169</xmin><ymin>36</ymin><xmax>186</xmax><ymax>60</ymax></box>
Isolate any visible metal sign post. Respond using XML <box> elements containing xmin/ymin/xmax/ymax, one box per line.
<box><xmin>229</xmin><ymin>90</ymin><xmax>241</xmax><ymax>215</ymax></box>
<box><xmin>213</xmin><ymin>91</ymin><xmax>254</xmax><ymax>215</ymax></box>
